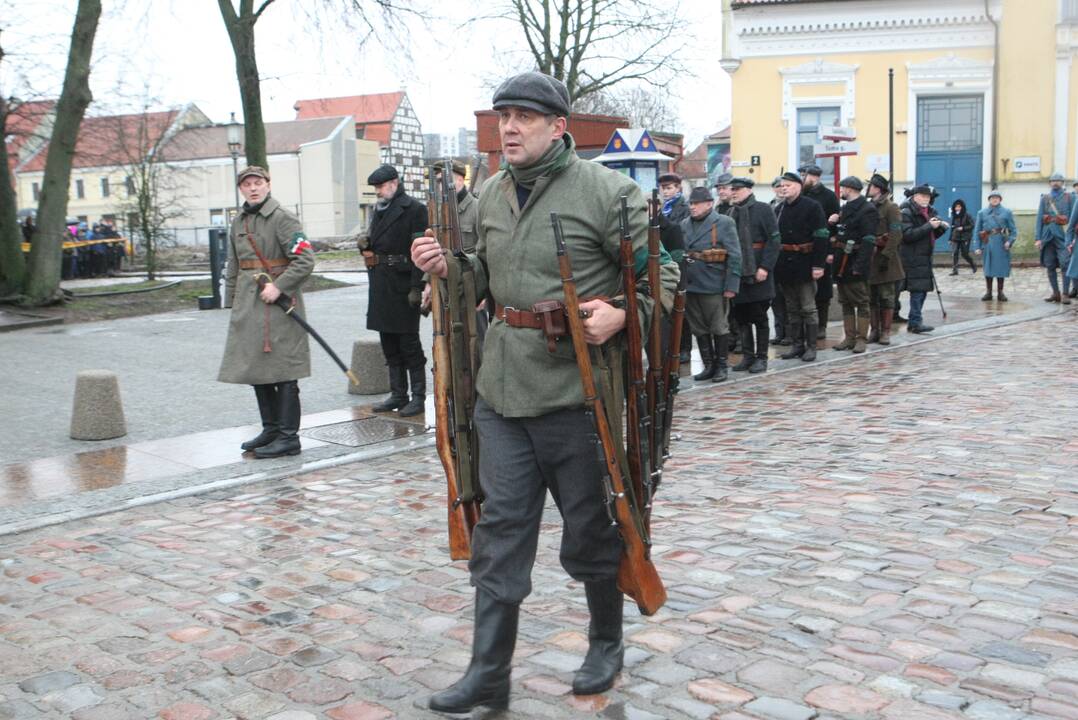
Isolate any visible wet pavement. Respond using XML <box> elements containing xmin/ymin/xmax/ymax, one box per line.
<box><xmin>1</xmin><ymin>305</ymin><xmax>1077</xmax><ymax>719</ymax></box>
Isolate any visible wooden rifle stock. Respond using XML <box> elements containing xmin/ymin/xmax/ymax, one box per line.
<box><xmin>661</xmin><ymin>277</ymin><xmax>687</xmax><ymax>460</ymax></box>
<box><xmin>552</xmin><ymin>212</ymin><xmax>666</xmax><ymax>616</ymax></box>
<box><xmin>619</xmin><ymin>196</ymin><xmax>652</xmax><ymax>516</ymax></box>
<box><xmin>645</xmin><ymin>190</ymin><xmax>666</xmax><ymax>491</ymax></box>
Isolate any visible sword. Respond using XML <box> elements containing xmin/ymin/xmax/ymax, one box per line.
<box><xmin>255</xmin><ymin>274</ymin><xmax>360</xmax><ymax>386</ymax></box>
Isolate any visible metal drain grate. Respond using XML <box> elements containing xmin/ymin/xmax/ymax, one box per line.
<box><xmin>300</xmin><ymin>416</ymin><xmax>426</xmax><ymax>447</ymax></box>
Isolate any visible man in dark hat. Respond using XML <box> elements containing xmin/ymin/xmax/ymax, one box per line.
<box><xmin>899</xmin><ymin>184</ymin><xmax>948</xmax><ymax>333</ymax></box>
<box><xmin>866</xmin><ymin>173</ymin><xmax>904</xmax><ymax>345</ymax></box>
<box><xmin>358</xmin><ymin>163</ymin><xmax>429</xmax><ymax>416</ymax></box>
<box><xmin>799</xmin><ymin>163</ymin><xmax>840</xmax><ymax>341</ymax></box>
<box><xmin>1036</xmin><ymin>172</ymin><xmax>1075</xmax><ymax>303</ymax></box>
<box><xmin>680</xmin><ymin>185</ymin><xmax>741</xmax><ymax>383</ymax></box>
<box><xmin>775</xmin><ymin>171</ymin><xmax>829</xmax><ymax>361</ymax></box>
<box><xmin>715</xmin><ymin>172</ymin><xmax>735</xmax><ymax>216</ymax></box>
<box><xmin>728</xmin><ymin>176</ymin><xmax>781</xmax><ymax>372</ymax></box>
<box><xmin>828</xmin><ymin>176</ymin><xmax>877</xmax><ymax>353</ymax></box>
<box><xmin>412</xmin><ymin>70</ymin><xmax>679</xmax><ymax>713</ymax></box>
<box><xmin>218</xmin><ymin>165</ymin><xmax>315</xmax><ymax>459</ymax></box>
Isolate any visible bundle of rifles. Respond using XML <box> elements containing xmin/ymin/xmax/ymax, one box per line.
<box><xmin>428</xmin><ymin>160</ymin><xmax>685</xmax><ymax>616</ymax></box>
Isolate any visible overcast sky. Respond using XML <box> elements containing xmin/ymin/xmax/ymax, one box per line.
<box><xmin>1</xmin><ymin>0</ymin><xmax>731</xmax><ymax>149</ymax></box>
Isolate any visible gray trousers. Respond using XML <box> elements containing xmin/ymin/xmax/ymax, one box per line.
<box><xmin>780</xmin><ymin>280</ymin><xmax>817</xmax><ymax>327</ymax></box>
<box><xmin>686</xmin><ymin>292</ymin><xmax>730</xmax><ymax>336</ymax></box>
<box><xmin>836</xmin><ymin>279</ymin><xmax>870</xmax><ymax>316</ymax></box>
<box><xmin>469</xmin><ymin>397</ymin><xmax>623</xmax><ymax>605</ymax></box>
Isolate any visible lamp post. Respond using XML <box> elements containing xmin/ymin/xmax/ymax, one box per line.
<box><xmin>226</xmin><ymin>112</ymin><xmax>243</xmax><ymax>215</ymax></box>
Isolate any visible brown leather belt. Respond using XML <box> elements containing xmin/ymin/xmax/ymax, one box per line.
<box><xmin>362</xmin><ymin>251</ymin><xmax>411</xmax><ymax>268</ymax></box>
<box><xmin>780</xmin><ymin>242</ymin><xmax>814</xmax><ymax>254</ymax></box>
<box><xmin>494</xmin><ymin>298</ymin><xmax>606</xmax><ymax>352</ymax></box>
<box><xmin>1043</xmin><ymin>214</ymin><xmax>1069</xmax><ymax>225</ymax></box>
<box><xmin>687</xmin><ymin>248</ymin><xmax>728</xmax><ymax>262</ymax></box>
<box><xmin>495</xmin><ymin>303</ymin><xmax>551</xmax><ymax>330</ymax></box>
<box><xmin>239</xmin><ymin>258</ymin><xmax>288</xmax><ymax>270</ymax></box>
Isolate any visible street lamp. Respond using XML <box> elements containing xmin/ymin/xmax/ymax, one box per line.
<box><xmin>226</xmin><ymin>111</ymin><xmax>243</xmax><ymax>215</ymax></box>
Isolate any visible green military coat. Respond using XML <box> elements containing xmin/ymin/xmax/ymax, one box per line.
<box><xmin>218</xmin><ymin>197</ymin><xmax>315</xmax><ymax>385</ymax></box>
<box><xmin>468</xmin><ymin>135</ymin><xmax>680</xmax><ymax>418</ymax></box>
<box><xmin>869</xmin><ymin>195</ymin><xmax>905</xmax><ymax>285</ymax></box>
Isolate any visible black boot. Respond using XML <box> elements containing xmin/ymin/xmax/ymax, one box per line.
<box><xmin>712</xmin><ymin>334</ymin><xmax>729</xmax><ymax>383</ymax></box>
<box><xmin>802</xmin><ymin>322</ymin><xmax>818</xmax><ymax>361</ymax></box>
<box><xmin>372</xmin><ymin>366</ymin><xmax>408</xmax><ymax>412</ymax></box>
<box><xmin>429</xmin><ymin>589</ymin><xmax>518</xmax><ymax>713</ymax></box>
<box><xmin>780</xmin><ymin>323</ymin><xmax>804</xmax><ymax>359</ymax></box>
<box><xmin>254</xmin><ymin>381</ymin><xmax>301</xmax><ymax>458</ymax></box>
<box><xmin>693</xmin><ymin>335</ymin><xmax>716</xmax><ymax>381</ymax></box>
<box><xmin>749</xmin><ymin>321</ymin><xmax>769</xmax><ymax>373</ymax></box>
<box><xmin>572</xmin><ymin>579</ymin><xmax>624</xmax><ymax>695</ymax></box>
<box><xmin>679</xmin><ymin>332</ymin><xmax>692</xmax><ymax>363</ymax></box>
<box><xmin>732</xmin><ymin>326</ymin><xmax>755</xmax><ymax>372</ymax></box>
<box><xmin>399</xmin><ymin>366</ymin><xmax>426</xmax><ymax>417</ymax></box>
<box><xmin>816</xmin><ymin>301</ymin><xmax>829</xmax><ymax>340</ymax></box>
<box><xmin>241</xmin><ymin>384</ymin><xmax>279</xmax><ymax>451</ymax></box>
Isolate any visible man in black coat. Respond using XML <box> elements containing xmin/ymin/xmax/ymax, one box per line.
<box><xmin>899</xmin><ymin>184</ymin><xmax>948</xmax><ymax>334</ymax></box>
<box><xmin>729</xmin><ymin>176</ymin><xmax>781</xmax><ymax>373</ymax></box>
<box><xmin>800</xmin><ymin>163</ymin><xmax>840</xmax><ymax>340</ymax></box>
<box><xmin>829</xmin><ymin>177</ymin><xmax>878</xmax><ymax>353</ymax></box>
<box><xmin>775</xmin><ymin>172</ymin><xmax>829</xmax><ymax>362</ymax></box>
<box><xmin>659</xmin><ymin>171</ymin><xmax>692</xmax><ymax>362</ymax></box>
<box><xmin>360</xmin><ymin>164</ymin><xmax>429</xmax><ymax>416</ymax></box>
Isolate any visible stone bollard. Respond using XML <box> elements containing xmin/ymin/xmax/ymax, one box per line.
<box><xmin>70</xmin><ymin>370</ymin><xmax>127</xmax><ymax>440</ymax></box>
<box><xmin>348</xmin><ymin>339</ymin><xmax>390</xmax><ymax>395</ymax></box>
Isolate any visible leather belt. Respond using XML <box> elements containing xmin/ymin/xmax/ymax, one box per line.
<box><xmin>239</xmin><ymin>258</ymin><xmax>288</xmax><ymax>270</ymax></box>
<box><xmin>780</xmin><ymin>242</ymin><xmax>814</xmax><ymax>254</ymax></box>
<box><xmin>495</xmin><ymin>303</ymin><xmax>549</xmax><ymax>329</ymax></box>
<box><xmin>363</xmin><ymin>251</ymin><xmax>411</xmax><ymax>268</ymax></box>
<box><xmin>687</xmin><ymin>249</ymin><xmax>728</xmax><ymax>262</ymax></box>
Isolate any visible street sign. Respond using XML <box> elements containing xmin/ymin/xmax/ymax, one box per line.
<box><xmin>814</xmin><ymin>141</ymin><xmax>860</xmax><ymax>157</ymax></box>
<box><xmin>1013</xmin><ymin>156</ymin><xmax>1041</xmax><ymax>173</ymax></box>
<box><xmin>819</xmin><ymin>126</ymin><xmax>856</xmax><ymax>141</ymax></box>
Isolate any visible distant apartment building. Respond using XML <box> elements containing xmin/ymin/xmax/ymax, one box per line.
<box><xmin>294</xmin><ymin>91</ymin><xmax>425</xmax><ymax>194</ymax></box>
<box><xmin>423</xmin><ymin>128</ymin><xmax>478</xmax><ymax>161</ymax></box>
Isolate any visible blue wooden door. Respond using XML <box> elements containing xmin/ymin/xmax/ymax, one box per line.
<box><xmin>915</xmin><ymin>96</ymin><xmax>984</xmax><ymax>252</ymax></box>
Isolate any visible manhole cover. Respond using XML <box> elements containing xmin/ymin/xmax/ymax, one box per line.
<box><xmin>301</xmin><ymin>416</ymin><xmax>426</xmax><ymax>447</ymax></box>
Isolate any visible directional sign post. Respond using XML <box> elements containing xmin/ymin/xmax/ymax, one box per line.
<box><xmin>816</xmin><ymin>128</ymin><xmax>858</xmax><ymax>195</ymax></box>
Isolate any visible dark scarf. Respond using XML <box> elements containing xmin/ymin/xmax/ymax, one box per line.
<box><xmin>731</xmin><ymin>195</ymin><xmax>759</xmax><ymax>278</ymax></box>
<box><xmin>242</xmin><ymin>195</ymin><xmax>269</xmax><ymax>215</ymax></box>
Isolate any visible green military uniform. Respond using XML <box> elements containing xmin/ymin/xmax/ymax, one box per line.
<box><xmin>866</xmin><ymin>174</ymin><xmax>905</xmax><ymax>345</ymax></box>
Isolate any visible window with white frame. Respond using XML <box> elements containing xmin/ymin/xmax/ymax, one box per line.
<box><xmin>796</xmin><ymin>106</ymin><xmax>841</xmax><ymax>184</ymax></box>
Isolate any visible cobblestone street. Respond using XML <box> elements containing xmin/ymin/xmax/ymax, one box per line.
<box><xmin>2</xmin><ymin>309</ymin><xmax>1077</xmax><ymax>720</ymax></box>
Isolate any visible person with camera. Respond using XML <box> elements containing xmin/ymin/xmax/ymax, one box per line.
<box><xmin>828</xmin><ymin>177</ymin><xmax>878</xmax><ymax>353</ymax></box>
<box><xmin>899</xmin><ymin>184</ymin><xmax>948</xmax><ymax>334</ymax></box>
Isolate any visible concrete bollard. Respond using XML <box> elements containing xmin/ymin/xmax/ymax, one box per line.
<box><xmin>348</xmin><ymin>339</ymin><xmax>390</xmax><ymax>395</ymax></box>
<box><xmin>70</xmin><ymin>370</ymin><xmax>127</xmax><ymax>440</ymax></box>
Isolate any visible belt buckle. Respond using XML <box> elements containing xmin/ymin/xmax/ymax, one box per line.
<box><xmin>501</xmin><ymin>305</ymin><xmax>517</xmax><ymax>320</ymax></box>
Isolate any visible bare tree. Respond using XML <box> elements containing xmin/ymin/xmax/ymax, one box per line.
<box><xmin>22</xmin><ymin>0</ymin><xmax>101</xmax><ymax>305</ymax></box>
<box><xmin>486</xmin><ymin>0</ymin><xmax>683</xmax><ymax>103</ymax></box>
<box><xmin>0</xmin><ymin>33</ymin><xmax>25</xmax><ymax>298</ymax></box>
<box><xmin>217</xmin><ymin>0</ymin><xmax>421</xmax><ymax>170</ymax></box>
<box><xmin>574</xmin><ymin>85</ymin><xmax>679</xmax><ymax>131</ymax></box>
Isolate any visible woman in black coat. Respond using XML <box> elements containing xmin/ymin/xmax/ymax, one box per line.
<box><xmin>949</xmin><ymin>199</ymin><xmax>976</xmax><ymax>275</ymax></box>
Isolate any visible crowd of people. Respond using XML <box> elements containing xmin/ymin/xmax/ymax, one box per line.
<box><xmin>20</xmin><ymin>215</ymin><xmax>126</xmax><ymax>280</ymax></box>
<box><xmin>656</xmin><ymin>166</ymin><xmax>1078</xmax><ymax>381</ymax></box>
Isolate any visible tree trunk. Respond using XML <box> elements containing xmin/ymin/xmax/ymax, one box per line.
<box><xmin>0</xmin><ymin>43</ymin><xmax>27</xmax><ymax>298</ymax></box>
<box><xmin>218</xmin><ymin>1</ymin><xmax>268</xmax><ymax>170</ymax></box>
<box><xmin>24</xmin><ymin>0</ymin><xmax>101</xmax><ymax>305</ymax></box>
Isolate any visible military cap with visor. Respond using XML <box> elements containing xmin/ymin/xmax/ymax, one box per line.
<box><xmin>492</xmin><ymin>71</ymin><xmax>571</xmax><ymax>117</ymax></box>
<box><xmin>236</xmin><ymin>165</ymin><xmax>270</xmax><ymax>185</ymax></box>
<box><xmin>367</xmin><ymin>164</ymin><xmax>399</xmax><ymax>186</ymax></box>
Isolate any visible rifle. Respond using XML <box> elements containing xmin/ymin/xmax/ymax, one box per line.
<box><xmin>645</xmin><ymin>190</ymin><xmax>665</xmax><ymax>499</ymax></box>
<box><xmin>429</xmin><ymin>162</ymin><xmax>482</xmax><ymax>559</ymax></box>
<box><xmin>619</xmin><ymin>196</ymin><xmax>652</xmax><ymax>518</ymax></box>
<box><xmin>552</xmin><ymin>211</ymin><xmax>667</xmax><ymax>617</ymax></box>
<box><xmin>661</xmin><ymin>273</ymin><xmax>687</xmax><ymax>461</ymax></box>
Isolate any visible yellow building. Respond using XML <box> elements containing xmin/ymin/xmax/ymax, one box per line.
<box><xmin>721</xmin><ymin>0</ymin><xmax>1078</xmax><ymax>221</ymax></box>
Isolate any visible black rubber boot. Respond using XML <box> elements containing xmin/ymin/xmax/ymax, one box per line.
<box><xmin>732</xmin><ymin>325</ymin><xmax>755</xmax><ymax>372</ymax></box>
<box><xmin>780</xmin><ymin>323</ymin><xmax>805</xmax><ymax>359</ymax></box>
<box><xmin>749</xmin><ymin>321</ymin><xmax>769</xmax><ymax>373</ymax></box>
<box><xmin>572</xmin><ymin>579</ymin><xmax>624</xmax><ymax>696</ymax></box>
<box><xmin>712</xmin><ymin>333</ymin><xmax>729</xmax><ymax>383</ymax></box>
<box><xmin>254</xmin><ymin>381</ymin><xmax>301</xmax><ymax>458</ymax></box>
<box><xmin>399</xmin><ymin>366</ymin><xmax>426</xmax><ymax>417</ymax></box>
<box><xmin>241</xmin><ymin>384</ymin><xmax>279</xmax><ymax>451</ymax></box>
<box><xmin>429</xmin><ymin>589</ymin><xmax>518</xmax><ymax>714</ymax></box>
<box><xmin>801</xmin><ymin>322</ymin><xmax>818</xmax><ymax>361</ymax></box>
<box><xmin>693</xmin><ymin>335</ymin><xmax>716</xmax><ymax>381</ymax></box>
<box><xmin>372</xmin><ymin>366</ymin><xmax>408</xmax><ymax>412</ymax></box>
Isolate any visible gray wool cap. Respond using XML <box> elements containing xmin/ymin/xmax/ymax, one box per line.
<box><xmin>714</xmin><ymin>172</ymin><xmax>734</xmax><ymax>187</ymax></box>
<box><xmin>492</xmin><ymin>72</ymin><xmax>571</xmax><ymax>117</ymax></box>
<box><xmin>839</xmin><ymin>176</ymin><xmax>863</xmax><ymax>191</ymax></box>
<box><xmin>730</xmin><ymin>176</ymin><xmax>755</xmax><ymax>189</ymax></box>
<box><xmin>367</xmin><ymin>164</ymin><xmax>399</xmax><ymax>186</ymax></box>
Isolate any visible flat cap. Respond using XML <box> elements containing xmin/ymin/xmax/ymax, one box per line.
<box><xmin>367</xmin><ymin>164</ymin><xmax>399</xmax><ymax>186</ymax></box>
<box><xmin>236</xmin><ymin>165</ymin><xmax>270</xmax><ymax>185</ymax></box>
<box><xmin>688</xmin><ymin>186</ymin><xmax>714</xmax><ymax>204</ymax></box>
<box><xmin>730</xmin><ymin>176</ymin><xmax>755</xmax><ymax>190</ymax></box>
<box><xmin>799</xmin><ymin>163</ymin><xmax>823</xmax><ymax>176</ymax></box>
<box><xmin>658</xmin><ymin>172</ymin><xmax>682</xmax><ymax>185</ymax></box>
<box><xmin>1050</xmin><ymin>172</ymin><xmax>1066</xmax><ymax>182</ymax></box>
<box><xmin>432</xmin><ymin>159</ymin><xmax>467</xmax><ymax>177</ymax></box>
<box><xmin>780</xmin><ymin>171</ymin><xmax>803</xmax><ymax>185</ymax></box>
<box><xmin>988</xmin><ymin>189</ymin><xmax>1002</xmax><ymax>199</ymax></box>
<box><xmin>867</xmin><ymin>173</ymin><xmax>890</xmax><ymax>192</ymax></box>
<box><xmin>839</xmin><ymin>176</ymin><xmax>863</xmax><ymax>191</ymax></box>
<box><xmin>492</xmin><ymin>71</ymin><xmax>571</xmax><ymax>117</ymax></box>
<box><xmin>714</xmin><ymin>172</ymin><xmax>734</xmax><ymax>187</ymax></box>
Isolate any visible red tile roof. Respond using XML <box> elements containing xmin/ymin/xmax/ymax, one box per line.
<box><xmin>18</xmin><ymin>110</ymin><xmax>179</xmax><ymax>173</ymax></box>
<box><xmin>294</xmin><ymin>92</ymin><xmax>404</xmax><ymax>124</ymax></box>
<box><xmin>5</xmin><ymin>100</ymin><xmax>55</xmax><ymax>172</ymax></box>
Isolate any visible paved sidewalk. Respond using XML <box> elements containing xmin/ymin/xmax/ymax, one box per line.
<box><xmin>1</xmin><ymin>309</ymin><xmax>1076</xmax><ymax>719</ymax></box>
